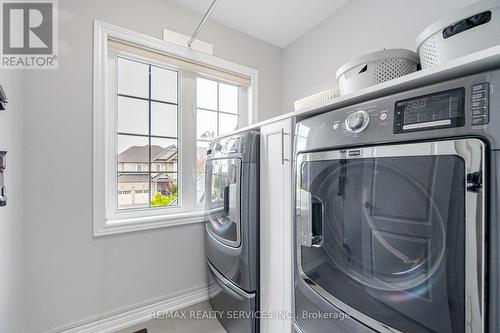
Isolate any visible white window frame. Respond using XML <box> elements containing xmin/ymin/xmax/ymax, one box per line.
<box><xmin>93</xmin><ymin>21</ymin><xmax>258</xmax><ymax>236</ymax></box>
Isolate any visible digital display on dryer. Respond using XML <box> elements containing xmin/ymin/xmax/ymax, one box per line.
<box><xmin>394</xmin><ymin>88</ymin><xmax>465</xmax><ymax>133</ymax></box>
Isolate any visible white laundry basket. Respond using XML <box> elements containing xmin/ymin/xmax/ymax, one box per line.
<box><xmin>417</xmin><ymin>0</ymin><xmax>500</xmax><ymax>69</ymax></box>
<box><xmin>335</xmin><ymin>49</ymin><xmax>419</xmax><ymax>96</ymax></box>
<box><xmin>294</xmin><ymin>89</ymin><xmax>340</xmax><ymax>111</ymax></box>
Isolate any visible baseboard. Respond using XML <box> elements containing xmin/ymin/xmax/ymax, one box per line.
<box><xmin>42</xmin><ymin>285</ymin><xmax>209</xmax><ymax>333</ymax></box>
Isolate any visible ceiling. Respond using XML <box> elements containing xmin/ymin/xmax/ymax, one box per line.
<box><xmin>170</xmin><ymin>0</ymin><xmax>350</xmax><ymax>48</ymax></box>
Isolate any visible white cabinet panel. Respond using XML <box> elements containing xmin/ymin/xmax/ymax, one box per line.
<box><xmin>260</xmin><ymin>118</ymin><xmax>293</xmax><ymax>333</ymax></box>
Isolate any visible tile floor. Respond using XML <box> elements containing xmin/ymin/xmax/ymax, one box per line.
<box><xmin>117</xmin><ymin>301</ymin><xmax>227</xmax><ymax>333</ymax></box>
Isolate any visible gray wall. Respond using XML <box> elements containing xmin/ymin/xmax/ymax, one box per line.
<box><xmin>0</xmin><ymin>71</ymin><xmax>24</xmax><ymax>332</ymax></box>
<box><xmin>282</xmin><ymin>0</ymin><xmax>478</xmax><ymax>113</ymax></box>
<box><xmin>22</xmin><ymin>0</ymin><xmax>282</xmax><ymax>332</ymax></box>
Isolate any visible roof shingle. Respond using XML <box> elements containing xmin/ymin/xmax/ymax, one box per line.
<box><xmin>118</xmin><ymin>145</ymin><xmax>177</xmax><ymax>163</ymax></box>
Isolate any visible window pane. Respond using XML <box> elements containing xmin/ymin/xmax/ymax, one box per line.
<box><xmin>150</xmin><ymin>173</ymin><xmax>178</xmax><ymax>207</ymax></box>
<box><xmin>118</xmin><ymin>173</ymin><xmax>149</xmax><ymax>210</ymax></box>
<box><xmin>151</xmin><ymin>137</ymin><xmax>178</xmax><ymax>172</ymax></box>
<box><xmin>117</xmin><ymin>58</ymin><xmax>149</xmax><ymax>98</ymax></box>
<box><xmin>219</xmin><ymin>113</ymin><xmax>238</xmax><ymax>136</ymax></box>
<box><xmin>197</xmin><ymin>109</ymin><xmax>218</xmax><ymax>140</ymax></box>
<box><xmin>117</xmin><ymin>135</ymin><xmax>149</xmax><ymax>172</ymax></box>
<box><xmin>197</xmin><ymin>77</ymin><xmax>217</xmax><ymax>110</ymax></box>
<box><xmin>151</xmin><ymin>102</ymin><xmax>177</xmax><ymax>138</ymax></box>
<box><xmin>151</xmin><ymin>66</ymin><xmax>177</xmax><ymax>103</ymax></box>
<box><xmin>197</xmin><ymin>141</ymin><xmax>208</xmax><ymax>204</ymax></box>
<box><xmin>219</xmin><ymin>83</ymin><xmax>238</xmax><ymax>114</ymax></box>
<box><xmin>117</xmin><ymin>96</ymin><xmax>149</xmax><ymax>135</ymax></box>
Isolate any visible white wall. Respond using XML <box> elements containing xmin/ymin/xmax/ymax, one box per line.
<box><xmin>282</xmin><ymin>0</ymin><xmax>478</xmax><ymax>113</ymax></box>
<box><xmin>0</xmin><ymin>71</ymin><xmax>24</xmax><ymax>332</ymax></box>
<box><xmin>22</xmin><ymin>0</ymin><xmax>282</xmax><ymax>332</ymax></box>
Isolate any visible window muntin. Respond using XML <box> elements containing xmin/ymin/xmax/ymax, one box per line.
<box><xmin>196</xmin><ymin>77</ymin><xmax>240</xmax><ymax>204</ymax></box>
<box><xmin>116</xmin><ymin>57</ymin><xmax>179</xmax><ymax>211</ymax></box>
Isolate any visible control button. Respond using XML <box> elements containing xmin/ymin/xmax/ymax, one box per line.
<box><xmin>394</xmin><ymin>121</ymin><xmax>403</xmax><ymax>132</ymax></box>
<box><xmin>333</xmin><ymin>122</ymin><xmax>340</xmax><ymax>130</ymax></box>
<box><xmin>472</xmin><ymin>107</ymin><xmax>488</xmax><ymax>116</ymax></box>
<box><xmin>472</xmin><ymin>116</ymin><xmax>489</xmax><ymax>126</ymax></box>
<box><xmin>380</xmin><ymin>113</ymin><xmax>388</xmax><ymax>121</ymax></box>
<box><xmin>472</xmin><ymin>92</ymin><xmax>487</xmax><ymax>100</ymax></box>
<box><xmin>345</xmin><ymin>110</ymin><xmax>369</xmax><ymax>133</ymax></box>
<box><xmin>472</xmin><ymin>100</ymin><xmax>488</xmax><ymax>108</ymax></box>
<box><xmin>347</xmin><ymin>112</ymin><xmax>364</xmax><ymax>130</ymax></box>
<box><xmin>472</xmin><ymin>83</ymin><xmax>489</xmax><ymax>92</ymax></box>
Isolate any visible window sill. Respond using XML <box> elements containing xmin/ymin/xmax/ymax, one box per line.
<box><xmin>93</xmin><ymin>211</ymin><xmax>206</xmax><ymax>237</ymax></box>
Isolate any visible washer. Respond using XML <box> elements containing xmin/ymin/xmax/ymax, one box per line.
<box><xmin>293</xmin><ymin>69</ymin><xmax>500</xmax><ymax>333</ymax></box>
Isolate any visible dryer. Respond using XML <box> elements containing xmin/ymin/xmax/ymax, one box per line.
<box><xmin>205</xmin><ymin>130</ymin><xmax>259</xmax><ymax>333</ymax></box>
<box><xmin>293</xmin><ymin>69</ymin><xmax>500</xmax><ymax>333</ymax></box>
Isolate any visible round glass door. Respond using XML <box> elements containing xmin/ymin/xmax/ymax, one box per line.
<box><xmin>298</xmin><ymin>153</ymin><xmax>466</xmax><ymax>333</ymax></box>
<box><xmin>206</xmin><ymin>158</ymin><xmax>241</xmax><ymax>247</ymax></box>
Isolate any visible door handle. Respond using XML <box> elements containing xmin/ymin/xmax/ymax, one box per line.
<box><xmin>229</xmin><ymin>183</ymin><xmax>239</xmax><ymax>222</ymax></box>
<box><xmin>297</xmin><ymin>189</ymin><xmax>323</xmax><ymax>247</ymax></box>
<box><xmin>223</xmin><ymin>186</ymin><xmax>230</xmax><ymax>216</ymax></box>
<box><xmin>297</xmin><ymin>189</ymin><xmax>312</xmax><ymax>247</ymax></box>
<box><xmin>281</xmin><ymin>128</ymin><xmax>289</xmax><ymax>165</ymax></box>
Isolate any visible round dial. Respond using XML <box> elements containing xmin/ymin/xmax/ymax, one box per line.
<box><xmin>345</xmin><ymin>110</ymin><xmax>369</xmax><ymax>133</ymax></box>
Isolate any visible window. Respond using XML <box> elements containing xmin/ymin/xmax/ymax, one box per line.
<box><xmin>116</xmin><ymin>57</ymin><xmax>179</xmax><ymax>210</ymax></box>
<box><xmin>196</xmin><ymin>77</ymin><xmax>240</xmax><ymax>203</ymax></box>
<box><xmin>93</xmin><ymin>21</ymin><xmax>257</xmax><ymax>236</ymax></box>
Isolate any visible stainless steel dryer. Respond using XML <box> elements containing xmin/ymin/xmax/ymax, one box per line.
<box><xmin>205</xmin><ymin>130</ymin><xmax>259</xmax><ymax>333</ymax></box>
<box><xmin>293</xmin><ymin>69</ymin><xmax>500</xmax><ymax>333</ymax></box>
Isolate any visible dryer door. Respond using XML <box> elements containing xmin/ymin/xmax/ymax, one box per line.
<box><xmin>206</xmin><ymin>158</ymin><xmax>242</xmax><ymax>247</ymax></box>
<box><xmin>295</xmin><ymin>139</ymin><xmax>485</xmax><ymax>333</ymax></box>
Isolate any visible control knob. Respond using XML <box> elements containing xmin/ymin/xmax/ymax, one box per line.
<box><xmin>345</xmin><ymin>110</ymin><xmax>369</xmax><ymax>133</ymax></box>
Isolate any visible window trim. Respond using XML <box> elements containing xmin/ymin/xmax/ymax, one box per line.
<box><xmin>93</xmin><ymin>20</ymin><xmax>258</xmax><ymax>236</ymax></box>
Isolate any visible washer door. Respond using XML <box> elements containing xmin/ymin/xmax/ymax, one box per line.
<box><xmin>295</xmin><ymin>139</ymin><xmax>485</xmax><ymax>333</ymax></box>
